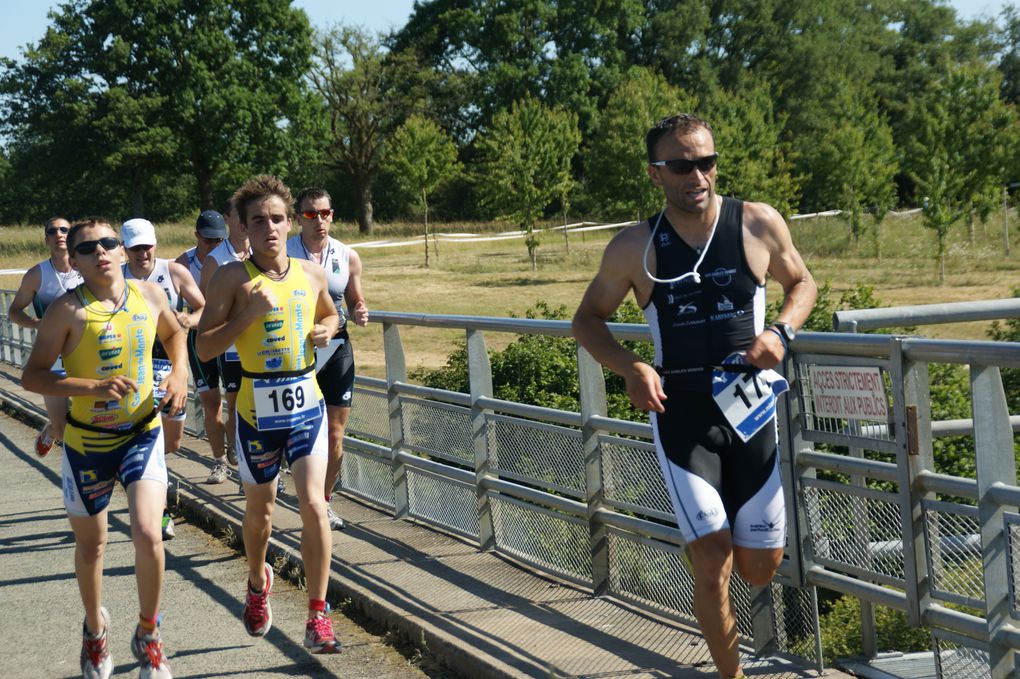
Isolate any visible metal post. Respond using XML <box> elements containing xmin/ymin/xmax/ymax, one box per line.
<box><xmin>900</xmin><ymin>354</ymin><xmax>935</xmax><ymax>632</ymax></box>
<box><xmin>576</xmin><ymin>345</ymin><xmax>609</xmax><ymax>595</ymax></box>
<box><xmin>383</xmin><ymin>321</ymin><xmax>409</xmax><ymax>518</ymax></box>
<box><xmin>467</xmin><ymin>328</ymin><xmax>495</xmax><ymax>551</ymax></box>
<box><xmin>972</xmin><ymin>365</ymin><xmax>1017</xmax><ymax>678</ymax></box>
<box><xmin>777</xmin><ymin>346</ymin><xmax>824</xmax><ymax>672</ymax></box>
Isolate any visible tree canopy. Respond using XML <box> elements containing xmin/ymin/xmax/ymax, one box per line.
<box><xmin>0</xmin><ymin>0</ymin><xmax>1018</xmax><ymax>239</ymax></box>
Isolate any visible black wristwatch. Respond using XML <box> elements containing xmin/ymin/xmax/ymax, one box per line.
<box><xmin>772</xmin><ymin>321</ymin><xmax>796</xmax><ymax>343</ymax></box>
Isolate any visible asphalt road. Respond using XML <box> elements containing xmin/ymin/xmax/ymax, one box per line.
<box><xmin>0</xmin><ymin>411</ymin><xmax>450</xmax><ymax>679</ymax></box>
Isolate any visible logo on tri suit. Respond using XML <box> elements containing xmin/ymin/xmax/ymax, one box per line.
<box><xmin>749</xmin><ymin>515</ymin><xmax>783</xmax><ymax>533</ymax></box>
<box><xmin>659</xmin><ymin>231</ymin><xmax>671</xmax><ymax>246</ymax></box>
<box><xmin>716</xmin><ymin>295</ymin><xmax>733</xmax><ymax>312</ymax></box>
<box><xmin>704</xmin><ymin>267</ymin><xmax>735</xmax><ymax>287</ymax></box>
<box><xmin>697</xmin><ymin>507</ymin><xmax>720</xmax><ymax>522</ymax></box>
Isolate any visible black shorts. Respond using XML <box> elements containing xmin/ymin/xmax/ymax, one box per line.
<box><xmin>187</xmin><ymin>329</ymin><xmax>221</xmax><ymax>392</ymax></box>
<box><xmin>651</xmin><ymin>386</ymin><xmax>785</xmax><ymax>548</ymax></box>
<box><xmin>316</xmin><ymin>339</ymin><xmax>355</xmax><ymax>408</ymax></box>
<box><xmin>218</xmin><ymin>355</ymin><xmax>241</xmax><ymax>394</ymax></box>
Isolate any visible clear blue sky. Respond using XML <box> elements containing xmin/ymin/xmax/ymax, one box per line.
<box><xmin>0</xmin><ymin>0</ymin><xmax>1010</xmax><ymax>64</ymax></box>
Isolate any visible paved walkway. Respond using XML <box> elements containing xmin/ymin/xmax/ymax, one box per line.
<box><xmin>0</xmin><ymin>361</ymin><xmax>850</xmax><ymax>678</ymax></box>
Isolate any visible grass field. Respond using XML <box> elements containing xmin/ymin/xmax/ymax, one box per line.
<box><xmin>2</xmin><ymin>209</ymin><xmax>1018</xmax><ymax>379</ymax></box>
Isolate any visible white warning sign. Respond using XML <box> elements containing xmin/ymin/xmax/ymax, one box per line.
<box><xmin>808</xmin><ymin>365</ymin><xmax>889</xmax><ymax>422</ymax></box>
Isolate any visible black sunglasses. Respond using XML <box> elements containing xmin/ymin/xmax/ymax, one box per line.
<box><xmin>73</xmin><ymin>237</ymin><xmax>121</xmax><ymax>255</ymax></box>
<box><xmin>650</xmin><ymin>153</ymin><xmax>718</xmax><ymax>175</ymax></box>
<box><xmin>46</xmin><ymin>226</ymin><xmax>70</xmax><ymax>236</ymax></box>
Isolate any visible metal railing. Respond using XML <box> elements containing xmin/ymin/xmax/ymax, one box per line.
<box><xmin>5</xmin><ymin>288</ymin><xmax>1020</xmax><ymax>677</ymax></box>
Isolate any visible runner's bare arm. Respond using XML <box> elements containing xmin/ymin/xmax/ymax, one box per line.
<box><xmin>744</xmin><ymin>202</ymin><xmax>817</xmax><ymax>369</ymax></box>
<box><xmin>195</xmin><ymin>262</ymin><xmax>263</xmax><ymax>361</ymax></box>
<box><xmin>170</xmin><ymin>261</ymin><xmax>205</xmax><ymax>329</ymax></box>
<box><xmin>572</xmin><ymin>228</ymin><xmax>666</xmax><ymax>413</ymax></box>
<box><xmin>8</xmin><ymin>265</ymin><xmax>43</xmax><ymax>329</ymax></box>
<box><xmin>142</xmin><ymin>281</ymin><xmax>189</xmax><ymax>414</ymax></box>
<box><xmin>22</xmin><ymin>296</ymin><xmax>138</xmax><ymax>399</ymax></box>
<box><xmin>345</xmin><ymin>248</ymin><xmax>369</xmax><ymax>326</ymax></box>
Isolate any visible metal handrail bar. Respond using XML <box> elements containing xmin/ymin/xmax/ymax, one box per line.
<box><xmin>988</xmin><ymin>482</ymin><xmax>1020</xmax><ymax>509</ymax></box>
<box><xmin>923</xmin><ymin>603</ymin><xmax>989</xmax><ymax>642</ymax></box>
<box><xmin>796</xmin><ymin>450</ymin><xmax>900</xmax><ymax>483</ymax></box>
<box><xmin>902</xmin><ymin>338</ymin><xmax>1020</xmax><ymax>367</ymax></box>
<box><xmin>372</xmin><ymin>310</ymin><xmax>654</xmax><ymax>342</ymax></box>
<box><xmin>916</xmin><ymin>470</ymin><xmax>978</xmax><ymax>499</ymax></box>
<box><xmin>807</xmin><ymin>566</ymin><xmax>907</xmax><ymax>610</ymax></box>
<box><xmin>482</xmin><ymin>476</ymin><xmax>588</xmax><ymax>517</ymax></box>
<box><xmin>594</xmin><ymin>507</ymin><xmax>683</xmax><ymax>546</ymax></box>
<box><xmin>392</xmin><ymin>381</ymin><xmax>472</xmax><ymax>407</ymax></box>
<box><xmin>932</xmin><ymin>416</ymin><xmax>1020</xmax><ymax>436</ymax></box>
<box><xmin>344</xmin><ymin>437</ymin><xmax>391</xmax><ymax>461</ymax></box>
<box><xmin>355</xmin><ymin>376</ymin><xmax>387</xmax><ymax>390</ymax></box>
<box><xmin>475</xmin><ymin>395</ymin><xmax>582</xmax><ymax>427</ymax></box>
<box><xmin>395</xmin><ymin>449</ymin><xmax>476</xmax><ymax>485</ymax></box>
<box><xmin>834</xmin><ymin>298</ymin><xmax>1020</xmax><ymax>332</ymax></box>
<box><xmin>792</xmin><ymin>332</ymin><xmax>893</xmax><ymax>357</ymax></box>
<box><xmin>588</xmin><ymin>414</ymin><xmax>652</xmax><ymax>439</ymax></box>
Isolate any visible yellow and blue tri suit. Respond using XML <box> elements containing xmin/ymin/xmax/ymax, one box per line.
<box><xmin>233</xmin><ymin>259</ymin><xmax>326</xmax><ymax>485</ymax></box>
<box><xmin>60</xmin><ymin>281</ymin><xmax>166</xmax><ymax>516</ymax></box>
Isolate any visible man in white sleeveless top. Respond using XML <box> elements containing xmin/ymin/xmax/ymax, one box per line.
<box><xmin>287</xmin><ymin>187</ymin><xmax>369</xmax><ymax>531</ymax></box>
<box><xmin>8</xmin><ymin>216</ymin><xmax>83</xmax><ymax>456</ymax></box>
<box><xmin>122</xmin><ymin>218</ymin><xmax>206</xmax><ymax>541</ymax></box>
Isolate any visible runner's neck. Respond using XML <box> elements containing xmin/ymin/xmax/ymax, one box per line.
<box><xmin>50</xmin><ymin>254</ymin><xmax>73</xmax><ymax>273</ymax></box>
<box><xmin>228</xmin><ymin>234</ymin><xmax>250</xmax><ymax>258</ymax></box>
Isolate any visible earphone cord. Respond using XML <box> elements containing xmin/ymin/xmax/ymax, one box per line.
<box><xmin>641</xmin><ymin>205</ymin><xmax>720</xmax><ymax>285</ymax></box>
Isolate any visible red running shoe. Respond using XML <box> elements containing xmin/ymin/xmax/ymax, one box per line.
<box><xmin>35</xmin><ymin>426</ymin><xmax>54</xmax><ymax>457</ymax></box>
<box><xmin>304</xmin><ymin>615</ymin><xmax>342</xmax><ymax>654</ymax></box>
<box><xmin>243</xmin><ymin>565</ymin><xmax>274</xmax><ymax>637</ymax></box>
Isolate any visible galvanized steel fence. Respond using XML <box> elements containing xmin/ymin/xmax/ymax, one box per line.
<box><xmin>4</xmin><ymin>288</ymin><xmax>1020</xmax><ymax>678</ymax></box>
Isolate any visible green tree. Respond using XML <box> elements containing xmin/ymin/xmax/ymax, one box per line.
<box><xmin>585</xmin><ymin>67</ymin><xmax>695</xmax><ymax>221</ymax></box>
<box><xmin>309</xmin><ymin>25</ymin><xmax>431</xmax><ymax>234</ymax></box>
<box><xmin>903</xmin><ymin>62</ymin><xmax>1015</xmax><ymax>281</ymax></box>
<box><xmin>388</xmin><ymin>115</ymin><xmax>462</xmax><ymax>267</ymax></box>
<box><xmin>703</xmin><ymin>78</ymin><xmax>800</xmax><ymax>217</ymax></box>
<box><xmin>797</xmin><ymin>84</ymin><xmax>898</xmax><ymax>252</ymax></box>
<box><xmin>0</xmin><ymin>0</ymin><xmax>312</xmax><ymax>217</ymax></box>
<box><xmin>474</xmin><ymin>96</ymin><xmax>581</xmax><ymax>270</ymax></box>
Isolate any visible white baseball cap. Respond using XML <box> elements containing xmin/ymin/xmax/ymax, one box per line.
<box><xmin>121</xmin><ymin>218</ymin><xmax>157</xmax><ymax>248</ymax></box>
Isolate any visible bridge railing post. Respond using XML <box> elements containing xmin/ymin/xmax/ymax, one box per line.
<box><xmin>576</xmin><ymin>345</ymin><xmax>609</xmax><ymax>594</ymax></box>
<box><xmin>896</xmin><ymin>345</ymin><xmax>935</xmax><ymax>633</ymax></box>
<box><xmin>972</xmin><ymin>364</ymin><xmax>1017</xmax><ymax>678</ymax></box>
<box><xmin>383</xmin><ymin>320</ymin><xmax>410</xmax><ymax>518</ymax></box>
<box><xmin>467</xmin><ymin>328</ymin><xmax>495</xmax><ymax>551</ymax></box>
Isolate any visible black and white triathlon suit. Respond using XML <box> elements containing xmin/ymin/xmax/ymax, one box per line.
<box><xmin>205</xmin><ymin>239</ymin><xmax>250</xmax><ymax>393</ymax></box>
<box><xmin>286</xmin><ymin>234</ymin><xmax>356</xmax><ymax>408</ymax></box>
<box><xmin>641</xmin><ymin>197</ymin><xmax>785</xmax><ymax>549</ymax></box>
<box><xmin>181</xmin><ymin>246</ymin><xmax>220</xmax><ymax>392</ymax></box>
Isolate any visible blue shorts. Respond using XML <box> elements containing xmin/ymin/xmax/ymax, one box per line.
<box><xmin>234</xmin><ymin>402</ymin><xmax>327</xmax><ymax>485</ymax></box>
<box><xmin>61</xmin><ymin>427</ymin><xmax>166</xmax><ymax>516</ymax></box>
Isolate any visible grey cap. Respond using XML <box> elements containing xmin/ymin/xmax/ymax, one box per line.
<box><xmin>196</xmin><ymin>210</ymin><xmax>227</xmax><ymax>239</ymax></box>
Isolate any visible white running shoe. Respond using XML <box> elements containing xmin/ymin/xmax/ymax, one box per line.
<box><xmin>206</xmin><ymin>462</ymin><xmax>229</xmax><ymax>485</ymax></box>
<box><xmin>80</xmin><ymin>606</ymin><xmax>112</xmax><ymax>679</ymax></box>
<box><xmin>326</xmin><ymin>505</ymin><xmax>346</xmax><ymax>531</ymax></box>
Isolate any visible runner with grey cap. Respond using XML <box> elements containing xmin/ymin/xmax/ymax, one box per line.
<box><xmin>175</xmin><ymin>210</ymin><xmax>230</xmax><ymax>484</ymax></box>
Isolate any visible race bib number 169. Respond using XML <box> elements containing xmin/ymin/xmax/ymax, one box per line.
<box><xmin>252</xmin><ymin>374</ymin><xmax>318</xmax><ymax>430</ymax></box>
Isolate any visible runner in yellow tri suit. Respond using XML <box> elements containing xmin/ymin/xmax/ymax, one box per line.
<box><xmin>197</xmin><ymin>175</ymin><xmax>342</xmax><ymax>655</ymax></box>
<box><xmin>23</xmin><ymin>217</ymin><xmax>186</xmax><ymax>679</ymax></box>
